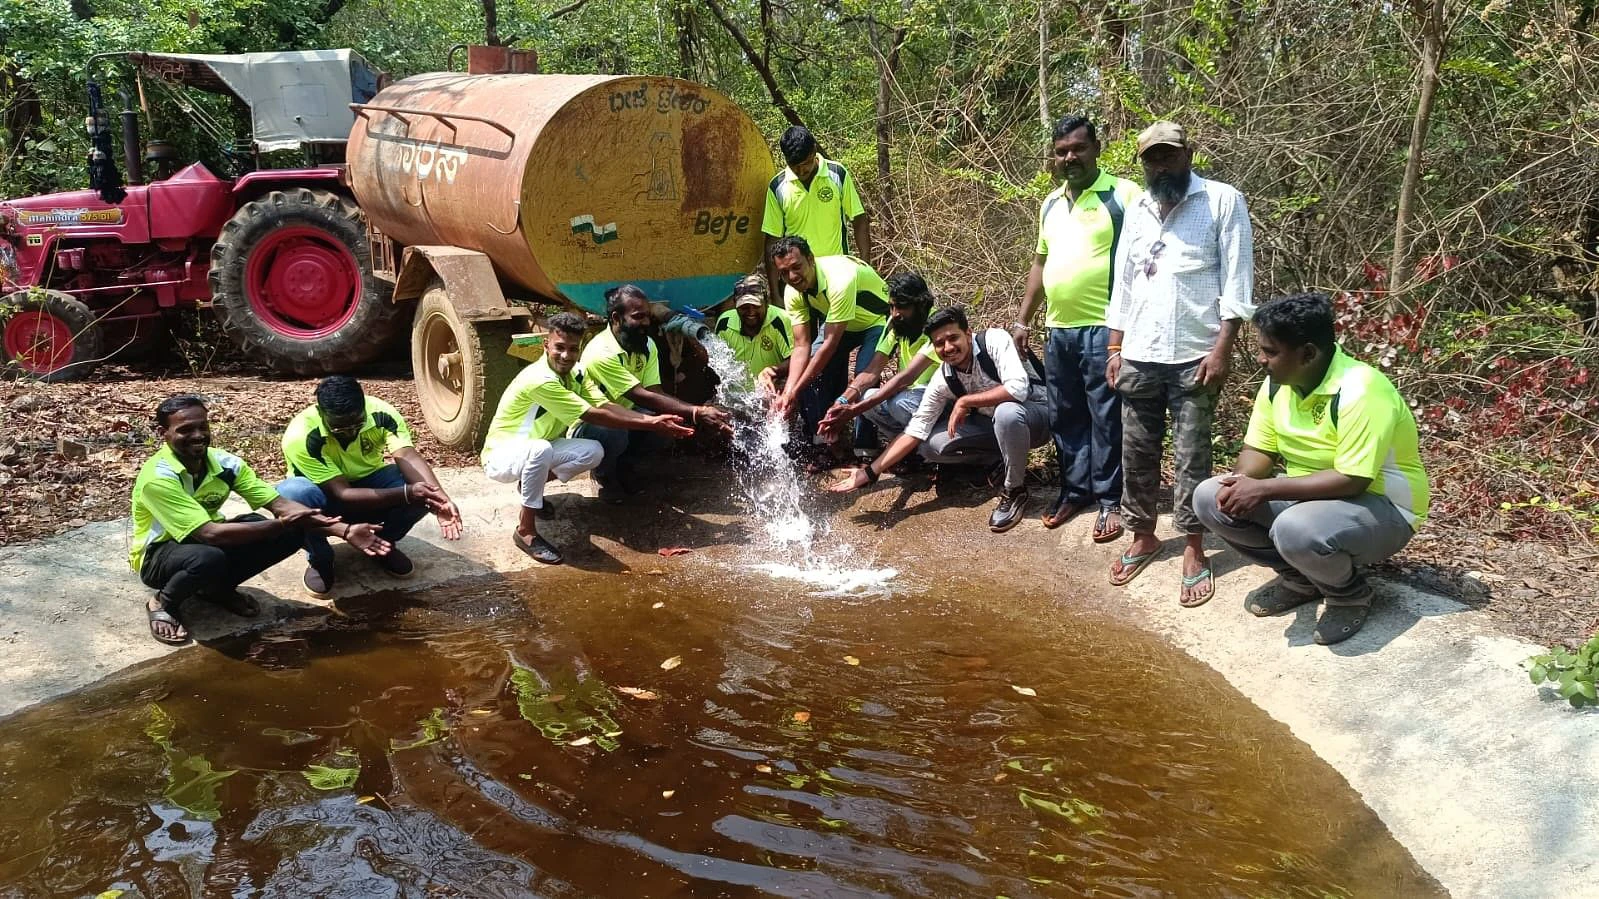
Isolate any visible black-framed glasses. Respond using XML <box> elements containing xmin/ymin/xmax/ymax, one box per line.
<box><xmin>1142</xmin><ymin>240</ymin><xmax>1167</xmax><ymax>277</ymax></box>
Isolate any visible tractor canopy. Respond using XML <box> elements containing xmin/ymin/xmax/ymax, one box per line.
<box><xmin>127</xmin><ymin>49</ymin><xmax>380</xmax><ymax>152</ymax></box>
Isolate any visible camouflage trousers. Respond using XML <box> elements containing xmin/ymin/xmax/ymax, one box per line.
<box><xmin>1116</xmin><ymin>357</ymin><xmax>1218</xmax><ymax>535</ymax></box>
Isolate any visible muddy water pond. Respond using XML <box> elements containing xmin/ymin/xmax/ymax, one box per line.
<box><xmin>0</xmin><ymin>568</ymin><xmax>1437</xmax><ymax>897</ymax></box>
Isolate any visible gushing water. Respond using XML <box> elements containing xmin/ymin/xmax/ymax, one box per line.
<box><xmin>704</xmin><ymin>336</ymin><xmax>897</xmax><ymax>593</ymax></box>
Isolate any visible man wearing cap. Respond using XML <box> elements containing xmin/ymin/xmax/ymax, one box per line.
<box><xmin>1105</xmin><ymin>120</ymin><xmax>1254</xmax><ymax>607</ymax></box>
<box><xmin>1010</xmin><ymin>115</ymin><xmax>1142</xmax><ymax>538</ymax></box>
<box><xmin>713</xmin><ymin>273</ymin><xmax>794</xmax><ymax>394</ymax></box>
<box><xmin>762</xmin><ymin>125</ymin><xmax>872</xmax><ymax>295</ymax></box>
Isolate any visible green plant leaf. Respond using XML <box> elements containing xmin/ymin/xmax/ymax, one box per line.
<box><xmin>1530</xmin><ymin>664</ymin><xmax>1548</xmax><ymax>683</ymax></box>
<box><xmin>390</xmin><ymin>707</ymin><xmax>449</xmax><ymax>752</ymax></box>
<box><xmin>303</xmin><ymin>762</ymin><xmax>360</xmax><ymax>791</ymax></box>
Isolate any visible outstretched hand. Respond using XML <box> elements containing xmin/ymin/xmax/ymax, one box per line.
<box><xmin>344</xmin><ymin>522</ymin><xmax>392</xmax><ymax>557</ymax></box>
<box><xmin>433</xmin><ymin>498</ymin><xmax>464</xmax><ymax>540</ymax></box>
<box><xmin>280</xmin><ymin>506</ymin><xmax>340</xmax><ymax>530</ymax></box>
<box><xmin>827</xmin><ymin>468</ymin><xmax>870</xmax><ymax>494</ymax></box>
<box><xmin>649</xmin><ymin>414</ymin><xmax>697</xmax><ymax>439</ymax></box>
<box><xmin>695</xmin><ymin>405</ymin><xmax>734</xmax><ymax>436</ymax></box>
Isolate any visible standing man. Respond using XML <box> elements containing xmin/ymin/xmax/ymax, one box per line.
<box><xmin>277</xmin><ymin>376</ymin><xmax>464</xmax><ymax>597</ymax></box>
<box><xmin>1011</xmin><ymin>115</ymin><xmax>1142</xmax><ymax>538</ymax></box>
<box><xmin>1105</xmin><ymin>121</ymin><xmax>1255</xmax><ymax>606</ymax></box>
<box><xmin>821</xmin><ymin>271</ymin><xmax>940</xmax><ymax>446</ymax></box>
<box><xmin>133</xmin><ymin>395</ymin><xmax>390</xmax><ymax>645</ymax></box>
<box><xmin>762</xmin><ymin>125</ymin><xmax>871</xmax><ymax>293</ymax></box>
<box><xmin>768</xmin><ymin>237</ymin><xmax>889</xmax><ymax>456</ymax></box>
<box><xmin>830</xmin><ymin>306</ymin><xmax>1050</xmax><ymax>533</ymax></box>
<box><xmin>484</xmin><ymin>312</ymin><xmax>695</xmax><ymax>564</ymax></box>
<box><xmin>713</xmin><ymin>273</ymin><xmax>794</xmax><ymax>395</ymax></box>
<box><xmin>1194</xmin><ymin>294</ymin><xmax>1429</xmax><ymax>644</ymax></box>
<box><xmin>574</xmin><ymin>284</ymin><xmax>731</xmax><ymax>499</ymax></box>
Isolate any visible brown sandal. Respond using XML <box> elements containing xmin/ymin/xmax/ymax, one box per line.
<box><xmin>1042</xmin><ymin>497</ymin><xmax>1090</xmax><ymax>529</ymax></box>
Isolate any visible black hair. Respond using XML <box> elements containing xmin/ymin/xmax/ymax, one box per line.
<box><xmin>924</xmin><ymin>305</ymin><xmax>970</xmax><ymax>336</ymax></box>
<box><xmin>768</xmin><ymin>235</ymin><xmax>812</xmax><ymax>262</ymax></box>
<box><xmin>1253</xmin><ymin>292</ymin><xmax>1336</xmax><ymax>355</ymax></box>
<box><xmin>604</xmin><ymin>284</ymin><xmax>650</xmax><ymax>320</ymax></box>
<box><xmin>1052</xmin><ymin>115</ymin><xmax>1098</xmax><ymax>144</ymax></box>
<box><xmin>547</xmin><ymin>311</ymin><xmax>588</xmax><ymax>338</ymax></box>
<box><xmin>314</xmin><ymin>375</ymin><xmax>365</xmax><ymax>417</ymax></box>
<box><xmin>155</xmin><ymin>394</ymin><xmax>207</xmax><ymax>428</ymax></box>
<box><xmin>779</xmin><ymin>126</ymin><xmax>818</xmax><ymax>167</ymax></box>
<box><xmin>888</xmin><ymin>272</ymin><xmax>935</xmax><ymax>308</ymax></box>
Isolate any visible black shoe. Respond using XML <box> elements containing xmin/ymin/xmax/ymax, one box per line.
<box><xmin>303</xmin><ymin>562</ymin><xmax>335</xmax><ymax>598</ymax></box>
<box><xmin>989</xmin><ymin>487</ymin><xmax>1029</xmax><ymax>533</ymax></box>
<box><xmin>375</xmin><ymin>546</ymin><xmax>414</xmax><ymax>578</ymax></box>
<box><xmin>1314</xmin><ymin>601</ymin><xmax>1371</xmax><ymax>645</ymax></box>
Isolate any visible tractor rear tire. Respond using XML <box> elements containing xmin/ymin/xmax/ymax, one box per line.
<box><xmin>0</xmin><ymin>289</ymin><xmax>104</xmax><ymax>382</ymax></box>
<box><xmin>209</xmin><ymin>188</ymin><xmax>401</xmax><ymax>374</ymax></box>
<box><xmin>411</xmin><ymin>283</ymin><xmax>521</xmax><ymax>451</ymax></box>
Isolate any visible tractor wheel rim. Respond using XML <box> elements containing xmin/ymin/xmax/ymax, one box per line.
<box><xmin>3</xmin><ymin>310</ymin><xmax>73</xmax><ymax>374</ymax></box>
<box><xmin>418</xmin><ymin>311</ymin><xmax>465</xmax><ymax>422</ymax></box>
<box><xmin>244</xmin><ymin>226</ymin><xmax>361</xmax><ymax>339</ymax></box>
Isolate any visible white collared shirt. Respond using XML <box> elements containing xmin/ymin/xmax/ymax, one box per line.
<box><xmin>1105</xmin><ymin>173</ymin><xmax>1254</xmax><ymax>364</ymax></box>
<box><xmin>905</xmin><ymin>328</ymin><xmax>1032</xmax><ymax>441</ymax></box>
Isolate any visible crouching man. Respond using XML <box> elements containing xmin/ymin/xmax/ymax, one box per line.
<box><xmin>276</xmin><ymin>376</ymin><xmax>463</xmax><ymax>597</ymax></box>
<box><xmin>484</xmin><ymin>312</ymin><xmax>696</xmax><ymax>565</ymax></box>
<box><xmin>133</xmin><ymin>394</ymin><xmax>390</xmax><ymax>645</ymax></box>
<box><xmin>1194</xmin><ymin>293</ymin><xmax>1429</xmax><ymax>645</ymax></box>
<box><xmin>829</xmin><ymin>306</ymin><xmax>1050</xmax><ymax>532</ymax></box>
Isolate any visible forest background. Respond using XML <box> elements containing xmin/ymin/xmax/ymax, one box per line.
<box><xmin>3</xmin><ymin>0</ymin><xmax>1599</xmax><ymax>644</ymax></box>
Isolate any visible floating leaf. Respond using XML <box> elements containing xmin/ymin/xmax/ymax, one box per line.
<box><xmin>661</xmin><ymin>789</ymin><xmax>675</xmax><ymax>799</ymax></box>
<box><xmin>792</xmin><ymin>711</ymin><xmax>812</xmax><ymax>724</ymax></box>
<box><xmin>357</xmin><ymin>795</ymin><xmax>376</xmax><ymax>804</ymax></box>
<box><xmin>616</xmin><ymin>687</ymin><xmax>660</xmax><ymax>700</ymax></box>
<box><xmin>755</xmin><ymin>764</ymin><xmax>773</xmax><ymax>774</ymax></box>
<box><xmin>389</xmin><ymin>708</ymin><xmax>449</xmax><ymax>752</ymax></box>
<box><xmin>660</xmin><ymin>656</ymin><xmax>683</xmax><ymax>671</ymax></box>
<box><xmin>1011</xmin><ymin>685</ymin><xmax>1038</xmax><ymax>697</ymax></box>
<box><xmin>568</xmin><ymin>736</ymin><xmax>594</xmax><ymax>747</ymax></box>
<box><xmin>652</xmin><ymin>601</ymin><xmax>665</xmax><ymax>608</ymax></box>
<box><xmin>470</xmin><ymin>709</ymin><xmax>494</xmax><ymax>716</ymax></box>
<box><xmin>843</xmin><ymin>655</ymin><xmax>860</xmax><ymax>666</ymax></box>
<box><xmin>95</xmin><ymin>892</ymin><xmax>125</xmax><ymax>899</ymax></box>
<box><xmin>518</xmin><ymin>773</ymin><xmax>533</xmax><ymax>780</ymax></box>
<box><xmin>304</xmin><ymin>763</ymin><xmax>360</xmax><ymax>791</ymax></box>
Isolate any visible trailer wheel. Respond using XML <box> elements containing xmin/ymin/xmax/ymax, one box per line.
<box><xmin>210</xmin><ymin>188</ymin><xmax>402</xmax><ymax>374</ymax></box>
<box><xmin>0</xmin><ymin>289</ymin><xmax>104</xmax><ymax>382</ymax></box>
<box><xmin>411</xmin><ymin>283</ymin><xmax>521</xmax><ymax>451</ymax></box>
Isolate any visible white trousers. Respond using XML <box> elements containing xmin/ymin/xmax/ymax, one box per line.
<box><xmin>483</xmin><ymin>437</ymin><xmax>604</xmax><ymax>509</ymax></box>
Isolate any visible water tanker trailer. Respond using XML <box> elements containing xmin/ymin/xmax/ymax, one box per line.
<box><xmin>347</xmin><ymin>69</ymin><xmax>771</xmax><ymax>449</ymax></box>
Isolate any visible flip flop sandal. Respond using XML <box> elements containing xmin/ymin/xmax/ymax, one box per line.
<box><xmin>1314</xmin><ymin>595</ymin><xmax>1373</xmax><ymax>645</ymax></box>
<box><xmin>147</xmin><ymin>603</ymin><xmax>190</xmax><ymax>646</ymax></box>
<box><xmin>213</xmin><ymin>589</ymin><xmax>261</xmax><ymax>618</ymax></box>
<box><xmin>1178</xmin><ymin>567</ymin><xmax>1216</xmax><ymax>607</ymax></box>
<box><xmin>1091</xmin><ymin>507</ymin><xmax>1125</xmax><ymax>543</ymax></box>
<box><xmin>1108</xmin><ymin>548</ymin><xmax>1160</xmax><ymax>587</ymax></box>
<box><xmin>1247</xmin><ymin>581</ymin><xmax>1320</xmax><ymax>617</ymax></box>
<box><xmin>1041</xmin><ymin>498</ymin><xmax>1089</xmax><ymax>530</ymax></box>
<box><xmin>513</xmin><ymin>529</ymin><xmax>563</xmax><ymax>565</ymax></box>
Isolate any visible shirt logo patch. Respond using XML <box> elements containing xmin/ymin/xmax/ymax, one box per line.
<box><xmin>1310</xmin><ymin>397</ymin><xmax>1333</xmax><ymax>426</ymax></box>
<box><xmin>760</xmin><ymin>335</ymin><xmax>775</xmax><ymax>351</ymax></box>
<box><xmin>817</xmin><ymin>184</ymin><xmax>835</xmax><ymax>202</ymax></box>
<box><xmin>361</xmin><ymin>435</ymin><xmax>379</xmax><ymax>454</ymax></box>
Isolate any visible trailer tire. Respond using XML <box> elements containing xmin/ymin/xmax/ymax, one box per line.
<box><xmin>411</xmin><ymin>282</ymin><xmax>521</xmax><ymax>451</ymax></box>
<box><xmin>0</xmin><ymin>289</ymin><xmax>104</xmax><ymax>382</ymax></box>
<box><xmin>210</xmin><ymin>188</ymin><xmax>401</xmax><ymax>374</ymax></box>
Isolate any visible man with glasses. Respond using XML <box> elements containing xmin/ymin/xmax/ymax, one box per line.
<box><xmin>1104</xmin><ymin>121</ymin><xmax>1254</xmax><ymax>607</ymax></box>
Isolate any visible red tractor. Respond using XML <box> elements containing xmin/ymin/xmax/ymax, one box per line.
<box><xmin>0</xmin><ymin>50</ymin><xmax>403</xmax><ymax>380</ymax></box>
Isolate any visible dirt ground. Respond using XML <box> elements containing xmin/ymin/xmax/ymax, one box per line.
<box><xmin>3</xmin><ymin>360</ymin><xmax>1596</xmax><ymax>648</ymax></box>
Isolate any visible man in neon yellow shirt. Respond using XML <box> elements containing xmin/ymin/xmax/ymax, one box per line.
<box><xmin>1012</xmin><ymin>116</ymin><xmax>1143</xmax><ymax>537</ymax></box>
<box><xmin>278</xmin><ymin>376</ymin><xmax>463</xmax><ymax>597</ymax></box>
<box><xmin>821</xmin><ymin>271</ymin><xmax>940</xmax><ymax>447</ymax></box>
<box><xmin>769</xmin><ymin>237</ymin><xmax>889</xmax><ymax>454</ymax></box>
<box><xmin>762</xmin><ymin>125</ymin><xmax>870</xmax><ymax>292</ymax></box>
<box><xmin>574</xmin><ymin>284</ymin><xmax>731</xmax><ymax>498</ymax></box>
<box><xmin>713</xmin><ymin>273</ymin><xmax>793</xmax><ymax>394</ymax></box>
<box><xmin>484</xmin><ymin>312</ymin><xmax>695</xmax><ymax>564</ymax></box>
<box><xmin>1194</xmin><ymin>293</ymin><xmax>1430</xmax><ymax>645</ymax></box>
<box><xmin>131</xmin><ymin>395</ymin><xmax>389</xmax><ymax>645</ymax></box>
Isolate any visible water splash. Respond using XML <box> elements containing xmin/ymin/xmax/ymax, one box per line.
<box><xmin>703</xmin><ymin>335</ymin><xmax>897</xmax><ymax>594</ymax></box>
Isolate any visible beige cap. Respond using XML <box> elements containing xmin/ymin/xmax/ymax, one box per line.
<box><xmin>731</xmin><ymin>272</ymin><xmax>767</xmax><ymax>306</ymax></box>
<box><xmin>1137</xmin><ymin>120</ymin><xmax>1188</xmax><ymax>156</ymax></box>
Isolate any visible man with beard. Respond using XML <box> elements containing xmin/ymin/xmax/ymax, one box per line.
<box><xmin>713</xmin><ymin>273</ymin><xmax>794</xmax><ymax>393</ymax></box>
<box><xmin>484</xmin><ymin>312</ymin><xmax>696</xmax><ymax>564</ymax></box>
<box><xmin>768</xmin><ymin>236</ymin><xmax>889</xmax><ymax>461</ymax></box>
<box><xmin>1105</xmin><ymin>120</ymin><xmax>1255</xmax><ymax>607</ymax></box>
<box><xmin>819</xmin><ymin>271</ymin><xmax>940</xmax><ymax>448</ymax></box>
<box><xmin>573</xmin><ymin>284</ymin><xmax>732</xmax><ymax>501</ymax></box>
<box><xmin>131</xmin><ymin>394</ymin><xmax>390</xmax><ymax>645</ymax></box>
<box><xmin>1011</xmin><ymin>115</ymin><xmax>1142</xmax><ymax>537</ymax></box>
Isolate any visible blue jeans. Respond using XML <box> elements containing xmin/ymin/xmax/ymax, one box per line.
<box><xmin>275</xmin><ymin>464</ymin><xmax>429</xmax><ymax>566</ymax></box>
<box><xmin>799</xmin><ymin>324</ymin><xmax>885</xmax><ymax>442</ymax></box>
<box><xmin>1046</xmin><ymin>325</ymin><xmax>1122</xmax><ymax>509</ymax></box>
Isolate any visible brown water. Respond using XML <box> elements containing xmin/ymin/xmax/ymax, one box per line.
<box><xmin>0</xmin><ymin>569</ymin><xmax>1438</xmax><ymax>898</ymax></box>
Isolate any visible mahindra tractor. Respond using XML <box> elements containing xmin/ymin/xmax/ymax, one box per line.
<box><xmin>0</xmin><ymin>49</ymin><xmax>398</xmax><ymax>380</ymax></box>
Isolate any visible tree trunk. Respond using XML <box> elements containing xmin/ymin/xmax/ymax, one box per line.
<box><xmin>482</xmin><ymin>0</ymin><xmax>499</xmax><ymax>45</ymax></box>
<box><xmin>869</xmin><ymin>11</ymin><xmax>909</xmax><ymax>242</ymax></box>
<box><xmin>703</xmin><ymin>0</ymin><xmax>814</xmax><ymax>136</ymax></box>
<box><xmin>1389</xmin><ymin>0</ymin><xmax>1448</xmax><ymax>300</ymax></box>
<box><xmin>1037</xmin><ymin>0</ymin><xmax>1050</xmax><ymax>131</ymax></box>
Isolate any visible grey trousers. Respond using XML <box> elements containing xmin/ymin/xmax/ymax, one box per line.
<box><xmin>861</xmin><ymin>387</ymin><xmax>925</xmax><ymax>440</ymax></box>
<box><xmin>919</xmin><ymin>398</ymin><xmax>1050</xmax><ymax>492</ymax></box>
<box><xmin>1193</xmin><ymin>475</ymin><xmax>1415</xmax><ymax>602</ymax></box>
<box><xmin>1117</xmin><ymin>358</ymin><xmax>1217</xmax><ymax>535</ymax></box>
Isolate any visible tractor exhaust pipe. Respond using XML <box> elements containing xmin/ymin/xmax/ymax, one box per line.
<box><xmin>118</xmin><ymin>90</ymin><xmax>143</xmax><ymax>185</ymax></box>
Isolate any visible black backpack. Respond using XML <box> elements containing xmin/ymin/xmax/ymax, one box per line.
<box><xmin>943</xmin><ymin>330</ymin><xmax>1045</xmax><ymax>399</ymax></box>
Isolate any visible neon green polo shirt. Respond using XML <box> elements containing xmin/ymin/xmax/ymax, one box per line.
<box><xmin>129</xmin><ymin>444</ymin><xmax>280</xmax><ymax>572</ymax></box>
<box><xmin>761</xmin><ymin>156</ymin><xmax>866</xmax><ymax>258</ymax></box>
<box><xmin>1244</xmin><ymin>347</ymin><xmax>1430</xmax><ymax>528</ymax></box>
<box><xmin>714</xmin><ymin>305</ymin><xmax>793</xmax><ymax>377</ymax></box>
<box><xmin>784</xmin><ymin>255</ymin><xmax>890</xmax><ymax>335</ymax></box>
<box><xmin>577</xmin><ymin>325</ymin><xmax>661</xmax><ymax>410</ymax></box>
<box><xmin>874</xmin><ymin>329</ymin><xmax>938</xmax><ymax>387</ymax></box>
<box><xmin>482</xmin><ymin>356</ymin><xmax>594</xmax><ymax>461</ymax></box>
<box><xmin>282</xmin><ymin>396</ymin><xmax>413</xmax><ymax>484</ymax></box>
<box><xmin>1036</xmin><ymin>170</ymin><xmax>1143</xmax><ymax>329</ymax></box>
